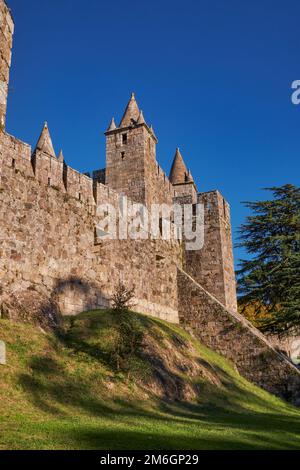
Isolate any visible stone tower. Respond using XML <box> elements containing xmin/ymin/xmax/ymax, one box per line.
<box><xmin>184</xmin><ymin>190</ymin><xmax>237</xmax><ymax>312</ymax></box>
<box><xmin>105</xmin><ymin>93</ymin><xmax>161</xmax><ymax>207</ymax></box>
<box><xmin>0</xmin><ymin>0</ymin><xmax>14</xmax><ymax>129</ymax></box>
<box><xmin>169</xmin><ymin>148</ymin><xmax>237</xmax><ymax>312</ymax></box>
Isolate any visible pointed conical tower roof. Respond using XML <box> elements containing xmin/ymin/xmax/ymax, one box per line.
<box><xmin>186</xmin><ymin>169</ymin><xmax>194</xmax><ymax>183</ymax></box>
<box><xmin>137</xmin><ymin>110</ymin><xmax>145</xmax><ymax>125</ymax></box>
<box><xmin>58</xmin><ymin>149</ymin><xmax>64</xmax><ymax>162</ymax></box>
<box><xmin>107</xmin><ymin>117</ymin><xmax>117</xmax><ymax>132</ymax></box>
<box><xmin>149</xmin><ymin>125</ymin><xmax>157</xmax><ymax>141</ymax></box>
<box><xmin>169</xmin><ymin>148</ymin><xmax>189</xmax><ymax>185</ymax></box>
<box><xmin>35</xmin><ymin>122</ymin><xmax>56</xmax><ymax>158</ymax></box>
<box><xmin>119</xmin><ymin>93</ymin><xmax>140</xmax><ymax>127</ymax></box>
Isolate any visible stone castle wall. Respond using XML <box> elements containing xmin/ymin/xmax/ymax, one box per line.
<box><xmin>1</xmin><ymin>129</ymin><xmax>299</xmax><ymax>404</ymax></box>
<box><xmin>144</xmin><ymin>128</ymin><xmax>174</xmax><ymax>207</ymax></box>
<box><xmin>0</xmin><ymin>132</ymin><xmax>181</xmax><ymax>323</ymax></box>
<box><xmin>267</xmin><ymin>331</ymin><xmax>300</xmax><ymax>363</ymax></box>
<box><xmin>178</xmin><ymin>269</ymin><xmax>300</xmax><ymax>404</ymax></box>
<box><xmin>0</xmin><ymin>0</ymin><xmax>13</xmax><ymax>128</ymax></box>
<box><xmin>0</xmin><ymin>0</ymin><xmax>299</xmax><ymax>408</ymax></box>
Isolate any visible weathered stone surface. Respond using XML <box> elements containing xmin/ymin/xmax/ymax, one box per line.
<box><xmin>267</xmin><ymin>330</ymin><xmax>300</xmax><ymax>363</ymax></box>
<box><xmin>0</xmin><ymin>0</ymin><xmax>13</xmax><ymax>128</ymax></box>
<box><xmin>1</xmin><ymin>0</ymin><xmax>298</xmax><ymax>406</ymax></box>
<box><xmin>178</xmin><ymin>269</ymin><xmax>300</xmax><ymax>405</ymax></box>
<box><xmin>105</xmin><ymin>95</ymin><xmax>174</xmax><ymax>208</ymax></box>
<box><xmin>0</xmin><ymin>131</ymin><xmax>181</xmax><ymax>323</ymax></box>
<box><xmin>184</xmin><ymin>190</ymin><xmax>237</xmax><ymax>312</ymax></box>
<box><xmin>1</xmin><ymin>289</ymin><xmax>60</xmax><ymax>330</ymax></box>
<box><xmin>0</xmin><ymin>340</ymin><xmax>5</xmax><ymax>365</ymax></box>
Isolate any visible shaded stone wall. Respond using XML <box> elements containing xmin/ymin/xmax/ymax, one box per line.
<box><xmin>184</xmin><ymin>190</ymin><xmax>237</xmax><ymax>312</ymax></box>
<box><xmin>0</xmin><ymin>0</ymin><xmax>13</xmax><ymax>128</ymax></box>
<box><xmin>218</xmin><ymin>192</ymin><xmax>238</xmax><ymax>311</ymax></box>
<box><xmin>0</xmin><ymin>132</ymin><xmax>182</xmax><ymax>323</ymax></box>
<box><xmin>178</xmin><ymin>269</ymin><xmax>300</xmax><ymax>404</ymax></box>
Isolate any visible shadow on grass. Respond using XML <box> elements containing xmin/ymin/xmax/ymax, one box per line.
<box><xmin>17</xmin><ymin>313</ymin><xmax>300</xmax><ymax>450</ymax></box>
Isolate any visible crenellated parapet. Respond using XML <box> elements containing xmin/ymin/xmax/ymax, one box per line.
<box><xmin>0</xmin><ymin>128</ymin><xmax>182</xmax><ymax>324</ymax></box>
<box><xmin>0</xmin><ymin>128</ymin><xmax>108</xmax><ymax>209</ymax></box>
<box><xmin>0</xmin><ymin>126</ymin><xmax>138</xmax><ymax>214</ymax></box>
<box><xmin>63</xmin><ymin>165</ymin><xmax>94</xmax><ymax>205</ymax></box>
<box><xmin>31</xmin><ymin>149</ymin><xmax>65</xmax><ymax>190</ymax></box>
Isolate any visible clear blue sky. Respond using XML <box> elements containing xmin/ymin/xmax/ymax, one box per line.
<box><xmin>6</xmin><ymin>0</ymin><xmax>300</xmax><ymax>264</ymax></box>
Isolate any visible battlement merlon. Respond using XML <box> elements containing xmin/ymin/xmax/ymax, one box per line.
<box><xmin>197</xmin><ymin>190</ymin><xmax>232</xmax><ymax>222</ymax></box>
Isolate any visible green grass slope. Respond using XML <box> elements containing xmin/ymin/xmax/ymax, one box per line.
<box><xmin>0</xmin><ymin>310</ymin><xmax>300</xmax><ymax>450</ymax></box>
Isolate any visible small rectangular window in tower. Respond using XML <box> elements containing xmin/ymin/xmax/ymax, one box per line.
<box><xmin>79</xmin><ymin>193</ymin><xmax>82</xmax><ymax>201</ymax></box>
<box><xmin>12</xmin><ymin>158</ymin><xmax>15</xmax><ymax>168</ymax></box>
<box><xmin>121</xmin><ymin>152</ymin><xmax>125</xmax><ymax>160</ymax></box>
<box><xmin>48</xmin><ymin>177</ymin><xmax>51</xmax><ymax>186</ymax></box>
<box><xmin>122</xmin><ymin>133</ymin><xmax>128</xmax><ymax>145</ymax></box>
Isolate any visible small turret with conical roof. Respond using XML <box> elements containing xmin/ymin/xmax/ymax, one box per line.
<box><xmin>169</xmin><ymin>148</ymin><xmax>189</xmax><ymax>185</ymax></box>
<box><xmin>34</xmin><ymin>122</ymin><xmax>56</xmax><ymax>158</ymax></box>
<box><xmin>107</xmin><ymin>118</ymin><xmax>117</xmax><ymax>132</ymax></box>
<box><xmin>170</xmin><ymin>148</ymin><xmax>197</xmax><ymax>203</ymax></box>
<box><xmin>186</xmin><ymin>169</ymin><xmax>194</xmax><ymax>183</ymax></box>
<box><xmin>119</xmin><ymin>92</ymin><xmax>140</xmax><ymax>128</ymax></box>
<box><xmin>31</xmin><ymin>121</ymin><xmax>65</xmax><ymax>189</ymax></box>
<box><xmin>149</xmin><ymin>125</ymin><xmax>158</xmax><ymax>142</ymax></box>
<box><xmin>137</xmin><ymin>110</ymin><xmax>146</xmax><ymax>125</ymax></box>
<box><xmin>58</xmin><ymin>149</ymin><xmax>64</xmax><ymax>162</ymax></box>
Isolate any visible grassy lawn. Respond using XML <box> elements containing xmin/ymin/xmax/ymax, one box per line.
<box><xmin>0</xmin><ymin>310</ymin><xmax>300</xmax><ymax>450</ymax></box>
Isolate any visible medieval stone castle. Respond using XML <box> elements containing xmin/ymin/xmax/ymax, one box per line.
<box><xmin>0</xmin><ymin>0</ymin><xmax>300</xmax><ymax>404</ymax></box>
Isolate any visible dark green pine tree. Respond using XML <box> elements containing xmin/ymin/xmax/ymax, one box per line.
<box><xmin>237</xmin><ymin>184</ymin><xmax>300</xmax><ymax>333</ymax></box>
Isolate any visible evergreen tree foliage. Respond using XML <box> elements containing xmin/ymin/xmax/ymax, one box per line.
<box><xmin>237</xmin><ymin>184</ymin><xmax>300</xmax><ymax>333</ymax></box>
<box><xmin>111</xmin><ymin>281</ymin><xmax>144</xmax><ymax>375</ymax></box>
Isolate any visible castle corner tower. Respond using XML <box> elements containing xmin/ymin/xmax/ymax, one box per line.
<box><xmin>184</xmin><ymin>190</ymin><xmax>238</xmax><ymax>312</ymax></box>
<box><xmin>105</xmin><ymin>93</ymin><xmax>159</xmax><ymax>207</ymax></box>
